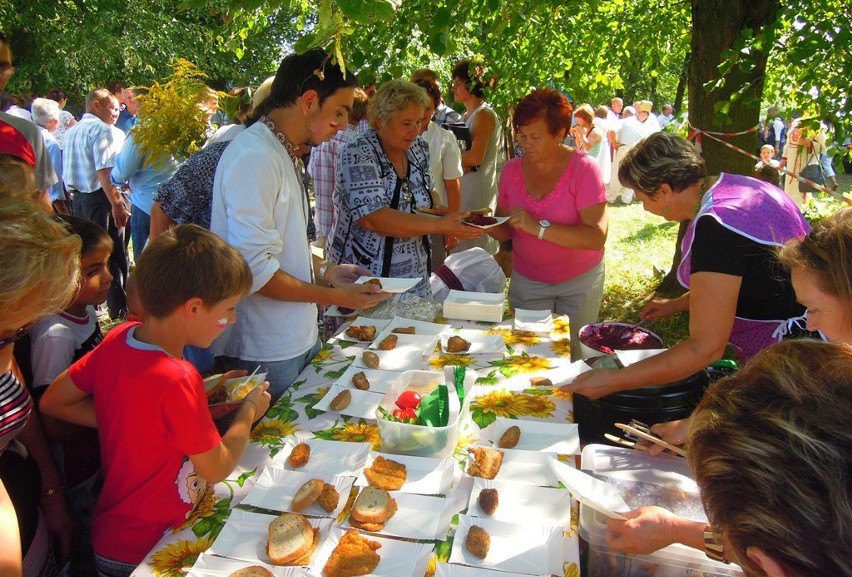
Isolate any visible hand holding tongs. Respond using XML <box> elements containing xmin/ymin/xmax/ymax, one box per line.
<box><xmin>608</xmin><ymin>419</ymin><xmax>688</xmax><ymax>457</ymax></box>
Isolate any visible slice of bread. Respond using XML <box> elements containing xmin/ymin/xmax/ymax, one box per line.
<box><xmin>350</xmin><ymin>486</ymin><xmax>397</xmax><ymax>524</ymax></box>
<box><xmin>288</xmin><ymin>527</ymin><xmax>320</xmax><ymax>566</ymax></box>
<box><xmin>267</xmin><ymin>512</ymin><xmax>314</xmax><ymax>565</ymax></box>
<box><xmin>292</xmin><ymin>478</ymin><xmax>324</xmax><ymax>512</ymax></box>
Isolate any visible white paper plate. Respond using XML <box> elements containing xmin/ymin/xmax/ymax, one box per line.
<box><xmin>368</xmin><ymin>333</ymin><xmax>440</xmax><ymax>355</ymax></box>
<box><xmin>378</xmin><ymin>316</ymin><xmax>452</xmax><ymax>337</ymax></box>
<box><xmin>353</xmin><ymin>349</ymin><xmax>429</xmax><ymax>372</ymax></box>
<box><xmin>435</xmin><ymin>561</ymin><xmax>549</xmax><ymax>577</ymax></box>
<box><xmin>325</xmin><ymin>305</ymin><xmax>359</xmax><ymax>318</ymax></box>
<box><xmin>487</xmin><ymin>417</ymin><xmax>580</xmax><ymax>455</ymax></box>
<box><xmin>340</xmin><ymin>318</ymin><xmax>392</xmax><ymax>342</ymax></box>
<box><xmin>548</xmin><ymin>456</ymin><xmax>629</xmax><ymax>520</ymax></box>
<box><xmin>313</xmin><ymin>383</ymin><xmax>385</xmax><ymax>419</ymax></box>
<box><xmin>461</xmin><ymin>216</ymin><xmax>509</xmax><ymax>229</ymax></box>
<box><xmin>355</xmin><ymin>276</ymin><xmax>421</xmax><ymax>293</ymax></box>
<box><xmin>466</xmin><ymin>478</ymin><xmax>572</xmax><ymax>527</ymax></box>
<box><xmin>343</xmin><ymin>491</ymin><xmax>452</xmax><ymax>540</ymax></box>
<box><xmin>440</xmin><ymin>330</ymin><xmax>506</xmax><ymax>355</ymax></box>
<box><xmin>310</xmin><ymin>526</ymin><xmax>434</xmax><ymax>577</ymax></box>
<box><xmin>513</xmin><ymin>309</ymin><xmax>553</xmax><ymax>333</ymax></box>
<box><xmin>241</xmin><ymin>466</ymin><xmax>355</xmax><ymax>518</ymax></box>
<box><xmin>275</xmin><ymin>438</ymin><xmax>372</xmax><ymax>476</ymax></box>
<box><xmin>333</xmin><ymin>366</ymin><xmax>401</xmax><ymax>394</ymax></box>
<box><xmin>189</xmin><ymin>552</ymin><xmax>304</xmax><ymax>577</ymax></box>
<box><xmin>355</xmin><ymin>451</ymin><xmax>455</xmax><ymax>495</ymax></box>
<box><xmin>465</xmin><ymin>447</ymin><xmax>560</xmax><ymax>487</ymax></box>
<box><xmin>209</xmin><ymin>509</ymin><xmax>332</xmax><ymax>566</ymax></box>
<box><xmin>448</xmin><ymin>514</ymin><xmax>564</xmax><ymax>575</ymax></box>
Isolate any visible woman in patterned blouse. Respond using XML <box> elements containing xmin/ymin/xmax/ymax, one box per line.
<box><xmin>326</xmin><ymin>80</ymin><xmax>482</xmax><ymax>298</ymax></box>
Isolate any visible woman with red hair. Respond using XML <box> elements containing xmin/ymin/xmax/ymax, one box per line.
<box><xmin>489</xmin><ymin>88</ymin><xmax>608</xmax><ymax>358</ymax></box>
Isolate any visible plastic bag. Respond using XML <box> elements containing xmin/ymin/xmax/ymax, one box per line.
<box><xmin>430</xmin><ymin>247</ymin><xmax>507</xmax><ymax>302</ymax></box>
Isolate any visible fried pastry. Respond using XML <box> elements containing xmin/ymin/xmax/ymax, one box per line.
<box><xmin>330</xmin><ymin>390</ymin><xmax>352</xmax><ymax>411</ymax></box>
<box><xmin>465</xmin><ymin>525</ymin><xmax>491</xmax><ymax>559</ymax></box>
<box><xmin>345</xmin><ymin>325</ymin><xmax>377</xmax><ymax>341</ymax></box>
<box><xmin>362</xmin><ymin>351</ymin><xmax>380</xmax><ymax>369</ymax></box>
<box><xmin>287</xmin><ymin>442</ymin><xmax>310</xmax><ymax>468</ymax></box>
<box><xmin>529</xmin><ymin>377</ymin><xmax>553</xmax><ymax>387</ymax></box>
<box><xmin>352</xmin><ymin>371</ymin><xmax>370</xmax><ymax>390</ymax></box>
<box><xmin>497</xmin><ymin>425</ymin><xmax>521</xmax><ymax>449</ymax></box>
<box><xmin>477</xmin><ymin>488</ymin><xmax>499</xmax><ymax>515</ymax></box>
<box><xmin>321</xmin><ymin>529</ymin><xmax>382</xmax><ymax>577</ymax></box>
<box><xmin>377</xmin><ymin>334</ymin><xmax>398</xmax><ymax>350</ymax></box>
<box><xmin>363</xmin><ymin>456</ymin><xmax>407</xmax><ymax>490</ymax></box>
<box><xmin>318</xmin><ymin>483</ymin><xmax>340</xmax><ymax>512</ymax></box>
<box><xmin>391</xmin><ymin>326</ymin><xmax>416</xmax><ymax>334</ymax></box>
<box><xmin>466</xmin><ymin>446</ymin><xmax>504</xmax><ymax>479</ymax></box>
<box><xmin>446</xmin><ymin>335</ymin><xmax>471</xmax><ymax>353</ymax></box>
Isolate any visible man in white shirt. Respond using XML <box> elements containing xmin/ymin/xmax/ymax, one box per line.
<box><xmin>607</xmin><ymin>97</ymin><xmax>623</xmax><ymax>125</ymax></box>
<box><xmin>211</xmin><ymin>49</ymin><xmax>390</xmax><ymax>402</ymax></box>
<box><xmin>30</xmin><ymin>98</ymin><xmax>67</xmax><ymax>210</ymax></box>
<box><xmin>658</xmin><ymin>104</ymin><xmax>675</xmax><ymax>130</ymax></box>
<box><xmin>63</xmin><ymin>88</ymin><xmax>128</xmax><ymax>318</ymax></box>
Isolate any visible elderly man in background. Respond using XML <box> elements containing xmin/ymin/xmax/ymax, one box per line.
<box><xmin>63</xmin><ymin>88</ymin><xmax>128</xmax><ymax>319</ymax></box>
<box><xmin>30</xmin><ymin>97</ymin><xmax>69</xmax><ymax>212</ymax></box>
<box><xmin>658</xmin><ymin>104</ymin><xmax>675</xmax><ymax>130</ymax></box>
<box><xmin>606</xmin><ymin>106</ymin><xmax>643</xmax><ymax>204</ymax></box>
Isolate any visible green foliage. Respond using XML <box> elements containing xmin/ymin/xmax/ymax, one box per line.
<box><xmin>132</xmin><ymin>59</ymin><xmax>212</xmax><ymax>167</ymax></box>
<box><xmin>801</xmin><ymin>193</ymin><xmax>852</xmax><ymax>225</ymax></box>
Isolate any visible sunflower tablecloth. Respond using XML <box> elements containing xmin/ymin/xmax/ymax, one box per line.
<box><xmin>137</xmin><ymin>315</ymin><xmax>582</xmax><ymax>577</ymax></box>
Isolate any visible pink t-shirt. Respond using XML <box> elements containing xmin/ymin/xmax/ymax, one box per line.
<box><xmin>69</xmin><ymin>322</ymin><xmax>221</xmax><ymax>563</ymax></box>
<box><xmin>498</xmin><ymin>151</ymin><xmax>606</xmax><ymax>283</ymax></box>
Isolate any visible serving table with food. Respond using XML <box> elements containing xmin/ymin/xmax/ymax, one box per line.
<box><xmin>131</xmin><ymin>305</ymin><xmax>589</xmax><ymax>577</ymax></box>
<box><xmin>132</xmin><ymin>300</ymin><xmax>732</xmax><ymax>577</ymax></box>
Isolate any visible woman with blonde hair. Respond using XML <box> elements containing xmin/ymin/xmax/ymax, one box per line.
<box><xmin>0</xmin><ymin>194</ymin><xmax>80</xmax><ymax>575</ymax></box>
<box><xmin>326</xmin><ymin>80</ymin><xmax>481</xmax><ymax>297</ymax></box>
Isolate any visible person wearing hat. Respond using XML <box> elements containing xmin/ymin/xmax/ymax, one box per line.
<box><xmin>636</xmin><ymin>100</ymin><xmax>661</xmax><ymax>134</ymax></box>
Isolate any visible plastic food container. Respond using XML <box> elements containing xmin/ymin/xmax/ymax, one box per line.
<box><xmin>375</xmin><ymin>368</ymin><xmax>475</xmax><ymax>458</ymax></box>
<box><xmin>577</xmin><ymin>322</ymin><xmax>665</xmax><ymax>360</ymax></box>
<box><xmin>579</xmin><ymin>444</ymin><xmax>742</xmax><ymax>577</ymax></box>
<box><xmin>443</xmin><ymin>290</ymin><xmax>505</xmax><ymax>323</ymax></box>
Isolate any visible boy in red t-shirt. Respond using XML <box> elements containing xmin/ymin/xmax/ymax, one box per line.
<box><xmin>40</xmin><ymin>224</ymin><xmax>271</xmax><ymax>576</ymax></box>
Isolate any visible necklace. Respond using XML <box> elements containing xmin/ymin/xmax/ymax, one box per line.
<box><xmin>260</xmin><ymin>115</ymin><xmax>303</xmax><ymax>165</ymax></box>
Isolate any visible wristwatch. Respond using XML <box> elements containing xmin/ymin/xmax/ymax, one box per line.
<box><xmin>537</xmin><ymin>220</ymin><xmax>551</xmax><ymax>240</ymax></box>
<box><xmin>703</xmin><ymin>526</ymin><xmax>728</xmax><ymax>563</ymax></box>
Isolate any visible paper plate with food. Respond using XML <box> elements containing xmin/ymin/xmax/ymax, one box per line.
<box><xmin>204</xmin><ymin>371</ymin><xmax>267</xmax><ymax>419</ymax></box>
<box><xmin>367</xmin><ymin>332</ymin><xmax>440</xmax><ymax>356</ymax></box>
<box><xmin>276</xmin><ymin>438</ymin><xmax>372</xmax><ymax>477</ymax></box>
<box><xmin>353</xmin><ymin>349</ymin><xmax>429</xmax><ymax>372</ymax></box>
<box><xmin>332</xmin><ymin>366</ymin><xmax>399</xmax><ymax>394</ymax></box>
<box><xmin>355</xmin><ymin>451</ymin><xmax>455</xmax><ymax>495</ymax></box>
<box><xmin>439</xmin><ymin>330</ymin><xmax>505</xmax><ymax>355</ymax></box>
<box><xmin>208</xmin><ymin>509</ymin><xmax>332</xmax><ymax>567</ymax></box>
<box><xmin>313</xmin><ymin>383</ymin><xmax>384</xmax><ymax>419</ymax></box>
<box><xmin>342</xmin><ymin>487</ymin><xmax>452</xmax><ymax>541</ymax></box>
<box><xmin>466</xmin><ymin>478</ymin><xmax>572</xmax><ymax>527</ymax></box>
<box><xmin>241</xmin><ymin>467</ymin><xmax>354</xmax><ymax>519</ymax></box>
<box><xmin>461</xmin><ymin>215</ymin><xmax>508</xmax><ymax>229</ymax></box>
<box><xmin>448</xmin><ymin>514</ymin><xmax>563</xmax><ymax>575</ymax></box>
<box><xmin>486</xmin><ymin>417</ymin><xmax>580</xmax><ymax>455</ymax></box>
<box><xmin>464</xmin><ymin>446</ymin><xmax>559</xmax><ymax>487</ymax></box>
<box><xmin>355</xmin><ymin>276</ymin><xmax>420</xmax><ymax>293</ymax></box>
<box><xmin>310</xmin><ymin>526</ymin><xmax>433</xmax><ymax>577</ymax></box>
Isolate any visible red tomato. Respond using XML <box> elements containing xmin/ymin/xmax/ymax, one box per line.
<box><xmin>395</xmin><ymin>390</ymin><xmax>422</xmax><ymax>410</ymax></box>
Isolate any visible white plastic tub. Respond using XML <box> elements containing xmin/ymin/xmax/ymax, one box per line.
<box><xmin>579</xmin><ymin>444</ymin><xmax>742</xmax><ymax>577</ymax></box>
<box><xmin>375</xmin><ymin>368</ymin><xmax>475</xmax><ymax>458</ymax></box>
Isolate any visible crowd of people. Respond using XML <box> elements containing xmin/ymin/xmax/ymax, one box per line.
<box><xmin>2</xmin><ymin>31</ymin><xmax>851</xmax><ymax>577</ymax></box>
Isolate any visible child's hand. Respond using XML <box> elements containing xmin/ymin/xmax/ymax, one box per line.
<box><xmin>244</xmin><ymin>382</ymin><xmax>271</xmax><ymax>420</ymax></box>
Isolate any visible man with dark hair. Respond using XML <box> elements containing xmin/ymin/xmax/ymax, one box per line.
<box><xmin>211</xmin><ymin>49</ymin><xmax>390</xmax><ymax>402</ymax></box>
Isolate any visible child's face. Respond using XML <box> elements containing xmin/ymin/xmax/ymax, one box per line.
<box><xmin>76</xmin><ymin>248</ymin><xmax>113</xmax><ymax>307</ymax></box>
<box><xmin>190</xmin><ymin>295</ymin><xmax>241</xmax><ymax>348</ymax></box>
<box><xmin>760</xmin><ymin>148</ymin><xmax>773</xmax><ymax>162</ymax></box>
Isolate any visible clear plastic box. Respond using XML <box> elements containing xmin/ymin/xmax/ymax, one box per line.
<box><xmin>375</xmin><ymin>368</ymin><xmax>475</xmax><ymax>458</ymax></box>
<box><xmin>579</xmin><ymin>444</ymin><xmax>743</xmax><ymax>577</ymax></box>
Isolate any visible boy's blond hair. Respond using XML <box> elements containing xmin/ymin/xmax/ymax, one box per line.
<box><xmin>760</xmin><ymin>144</ymin><xmax>774</xmax><ymax>154</ymax></box>
<box><xmin>135</xmin><ymin>224</ymin><xmax>252</xmax><ymax>318</ymax></box>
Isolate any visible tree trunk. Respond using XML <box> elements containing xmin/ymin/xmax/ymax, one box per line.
<box><xmin>656</xmin><ymin>0</ymin><xmax>780</xmax><ymax>296</ymax></box>
<box><xmin>673</xmin><ymin>51</ymin><xmax>689</xmax><ymax>113</ymax></box>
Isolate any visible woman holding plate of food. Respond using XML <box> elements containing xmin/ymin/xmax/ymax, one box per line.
<box><xmin>488</xmin><ymin>87</ymin><xmax>608</xmax><ymax>359</ymax></box>
<box><xmin>326</xmin><ymin>80</ymin><xmax>482</xmax><ymax>298</ymax></box>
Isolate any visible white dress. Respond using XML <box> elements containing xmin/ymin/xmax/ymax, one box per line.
<box><xmin>457</xmin><ymin>102</ymin><xmax>503</xmax><ymax>253</ymax></box>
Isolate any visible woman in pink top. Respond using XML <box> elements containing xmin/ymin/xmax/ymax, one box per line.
<box><xmin>489</xmin><ymin>88</ymin><xmax>608</xmax><ymax>359</ymax></box>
